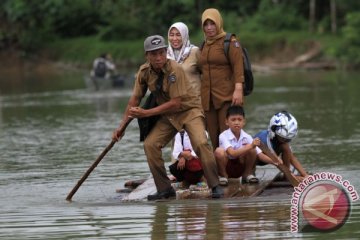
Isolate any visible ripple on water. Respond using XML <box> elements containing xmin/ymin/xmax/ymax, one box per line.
<box><xmin>1</xmin><ymin>73</ymin><xmax>360</xmax><ymax>239</ymax></box>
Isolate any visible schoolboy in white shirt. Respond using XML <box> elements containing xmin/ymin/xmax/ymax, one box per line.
<box><xmin>214</xmin><ymin>105</ymin><xmax>278</xmax><ymax>185</ymax></box>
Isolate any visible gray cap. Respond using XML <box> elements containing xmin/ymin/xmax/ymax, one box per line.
<box><xmin>144</xmin><ymin>35</ymin><xmax>167</xmax><ymax>52</ymax></box>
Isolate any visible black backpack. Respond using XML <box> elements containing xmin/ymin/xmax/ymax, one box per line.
<box><xmin>201</xmin><ymin>33</ymin><xmax>254</xmax><ymax>96</ymax></box>
<box><xmin>137</xmin><ymin>71</ymin><xmax>164</xmax><ymax>141</ymax></box>
<box><xmin>94</xmin><ymin>60</ymin><xmax>107</xmax><ymax>78</ymax></box>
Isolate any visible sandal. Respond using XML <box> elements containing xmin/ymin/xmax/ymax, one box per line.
<box><xmin>219</xmin><ymin>177</ymin><xmax>228</xmax><ymax>186</ymax></box>
<box><xmin>242</xmin><ymin>174</ymin><xmax>259</xmax><ymax>184</ymax></box>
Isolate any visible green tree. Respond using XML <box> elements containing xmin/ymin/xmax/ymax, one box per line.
<box><xmin>340</xmin><ymin>11</ymin><xmax>360</xmax><ymax>67</ymax></box>
<box><xmin>0</xmin><ymin>0</ymin><xmax>101</xmax><ymax>51</ymax></box>
<box><xmin>243</xmin><ymin>1</ymin><xmax>307</xmax><ymax>32</ymax></box>
<box><xmin>96</xmin><ymin>0</ymin><xmax>201</xmax><ymax>41</ymax></box>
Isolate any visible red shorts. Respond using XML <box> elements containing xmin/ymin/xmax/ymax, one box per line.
<box><xmin>184</xmin><ymin>170</ymin><xmax>203</xmax><ymax>184</ymax></box>
<box><xmin>169</xmin><ymin>160</ymin><xmax>203</xmax><ymax>184</ymax></box>
<box><xmin>226</xmin><ymin>158</ymin><xmax>244</xmax><ymax>178</ymax></box>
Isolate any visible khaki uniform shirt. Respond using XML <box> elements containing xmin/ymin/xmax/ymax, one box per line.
<box><xmin>181</xmin><ymin>47</ymin><xmax>201</xmax><ymax>99</ymax></box>
<box><xmin>133</xmin><ymin>59</ymin><xmax>203</xmax><ymax>131</ymax></box>
<box><xmin>198</xmin><ymin>36</ymin><xmax>244</xmax><ymax>111</ymax></box>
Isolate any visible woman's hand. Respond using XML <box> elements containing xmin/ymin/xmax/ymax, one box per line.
<box><xmin>232</xmin><ymin>84</ymin><xmax>244</xmax><ymax>106</ymax></box>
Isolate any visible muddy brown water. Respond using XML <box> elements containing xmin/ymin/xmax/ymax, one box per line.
<box><xmin>0</xmin><ymin>67</ymin><xmax>359</xmax><ymax>239</ymax></box>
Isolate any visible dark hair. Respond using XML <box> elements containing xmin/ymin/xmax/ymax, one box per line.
<box><xmin>226</xmin><ymin>105</ymin><xmax>245</xmax><ymax>118</ymax></box>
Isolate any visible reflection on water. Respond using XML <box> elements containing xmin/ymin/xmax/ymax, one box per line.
<box><xmin>152</xmin><ymin>200</ymin><xmax>292</xmax><ymax>239</ymax></box>
<box><xmin>1</xmin><ymin>199</ymin><xmax>359</xmax><ymax>239</ymax></box>
<box><xmin>0</xmin><ymin>69</ymin><xmax>360</xmax><ymax>239</ymax></box>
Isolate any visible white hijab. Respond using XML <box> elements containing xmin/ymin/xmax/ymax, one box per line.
<box><xmin>167</xmin><ymin>22</ymin><xmax>195</xmax><ymax>64</ymax></box>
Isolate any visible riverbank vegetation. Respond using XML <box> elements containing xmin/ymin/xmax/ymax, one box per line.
<box><xmin>1</xmin><ymin>0</ymin><xmax>360</xmax><ymax>69</ymax></box>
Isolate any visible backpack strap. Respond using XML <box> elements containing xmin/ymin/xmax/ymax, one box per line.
<box><xmin>200</xmin><ymin>32</ymin><xmax>233</xmax><ymax>56</ymax></box>
<box><xmin>149</xmin><ymin>71</ymin><xmax>164</xmax><ymax>97</ymax></box>
<box><xmin>155</xmin><ymin>71</ymin><xmax>164</xmax><ymax>93</ymax></box>
<box><xmin>223</xmin><ymin>32</ymin><xmax>235</xmax><ymax>60</ymax></box>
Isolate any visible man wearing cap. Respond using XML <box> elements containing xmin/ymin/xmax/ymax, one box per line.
<box><xmin>112</xmin><ymin>35</ymin><xmax>223</xmax><ymax>200</ymax></box>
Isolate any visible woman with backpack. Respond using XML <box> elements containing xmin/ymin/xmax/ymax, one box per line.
<box><xmin>198</xmin><ymin>8</ymin><xmax>245</xmax><ymax>150</ymax></box>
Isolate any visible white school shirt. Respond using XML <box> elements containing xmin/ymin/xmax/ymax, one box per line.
<box><xmin>219</xmin><ymin>128</ymin><xmax>261</xmax><ymax>159</ymax></box>
<box><xmin>172</xmin><ymin>131</ymin><xmax>208</xmax><ymax>160</ymax></box>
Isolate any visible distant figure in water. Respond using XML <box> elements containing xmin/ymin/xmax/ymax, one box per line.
<box><xmin>90</xmin><ymin>53</ymin><xmax>116</xmax><ymax>79</ymax></box>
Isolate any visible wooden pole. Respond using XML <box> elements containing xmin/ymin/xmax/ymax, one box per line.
<box><xmin>66</xmin><ymin>120</ymin><xmax>131</xmax><ymax>201</ymax></box>
<box><xmin>259</xmin><ymin>142</ymin><xmax>300</xmax><ymax>187</ymax></box>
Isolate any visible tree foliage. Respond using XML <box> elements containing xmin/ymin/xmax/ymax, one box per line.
<box><xmin>0</xmin><ymin>0</ymin><xmax>360</xmax><ymax>65</ymax></box>
<box><xmin>0</xmin><ymin>0</ymin><xmax>101</xmax><ymax>51</ymax></box>
<box><xmin>340</xmin><ymin>11</ymin><xmax>360</xmax><ymax>66</ymax></box>
<box><xmin>243</xmin><ymin>1</ymin><xmax>306</xmax><ymax>32</ymax></box>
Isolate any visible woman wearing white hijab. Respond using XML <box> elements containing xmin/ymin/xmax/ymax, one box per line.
<box><xmin>167</xmin><ymin>22</ymin><xmax>201</xmax><ymax>97</ymax></box>
<box><xmin>167</xmin><ymin>22</ymin><xmax>204</xmax><ymax>177</ymax></box>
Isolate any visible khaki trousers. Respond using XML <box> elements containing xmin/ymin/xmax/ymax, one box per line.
<box><xmin>205</xmin><ymin>101</ymin><xmax>231</xmax><ymax>150</ymax></box>
<box><xmin>144</xmin><ymin>116</ymin><xmax>219</xmax><ymax>192</ymax></box>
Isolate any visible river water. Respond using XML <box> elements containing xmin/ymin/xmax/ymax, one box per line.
<box><xmin>0</xmin><ymin>66</ymin><xmax>359</xmax><ymax>239</ymax></box>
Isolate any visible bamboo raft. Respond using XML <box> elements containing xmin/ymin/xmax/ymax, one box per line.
<box><xmin>116</xmin><ymin>165</ymin><xmax>292</xmax><ymax>201</ymax></box>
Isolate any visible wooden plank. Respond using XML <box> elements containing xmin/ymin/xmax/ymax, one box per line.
<box><xmin>122</xmin><ymin>177</ymin><xmax>157</xmax><ymax>201</ymax></box>
<box><xmin>260</xmin><ymin>179</ymin><xmax>294</xmax><ymax>197</ymax></box>
<box><xmin>174</xmin><ymin>166</ymin><xmax>280</xmax><ymax>199</ymax></box>
<box><xmin>117</xmin><ymin>166</ymin><xmax>281</xmax><ymax>201</ymax></box>
<box><xmin>175</xmin><ymin>186</ymin><xmax>211</xmax><ymax>200</ymax></box>
<box><xmin>259</xmin><ymin>142</ymin><xmax>300</xmax><ymax>187</ymax></box>
<box><xmin>232</xmin><ymin>166</ymin><xmax>280</xmax><ymax>198</ymax></box>
<box><xmin>124</xmin><ymin>178</ymin><xmax>147</xmax><ymax>189</ymax></box>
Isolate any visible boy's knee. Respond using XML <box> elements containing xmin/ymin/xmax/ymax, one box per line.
<box><xmin>245</xmin><ymin>149</ymin><xmax>257</xmax><ymax>161</ymax></box>
<box><xmin>214</xmin><ymin>147</ymin><xmax>225</xmax><ymax>159</ymax></box>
